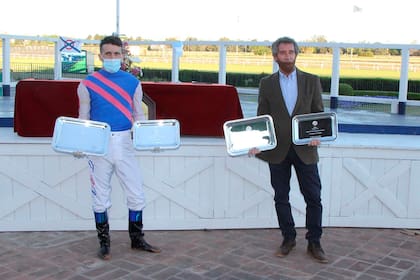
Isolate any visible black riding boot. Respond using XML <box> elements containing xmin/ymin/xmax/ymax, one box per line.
<box><xmin>96</xmin><ymin>222</ymin><xmax>111</xmax><ymax>260</ymax></box>
<box><xmin>129</xmin><ymin>221</ymin><xmax>161</xmax><ymax>253</ymax></box>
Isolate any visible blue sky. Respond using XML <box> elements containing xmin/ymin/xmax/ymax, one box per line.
<box><xmin>1</xmin><ymin>0</ymin><xmax>419</xmax><ymax>43</ymax></box>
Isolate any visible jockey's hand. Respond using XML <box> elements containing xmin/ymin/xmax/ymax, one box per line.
<box><xmin>248</xmin><ymin>147</ymin><xmax>261</xmax><ymax>157</ymax></box>
<box><xmin>72</xmin><ymin>151</ymin><xmax>85</xmax><ymax>159</ymax></box>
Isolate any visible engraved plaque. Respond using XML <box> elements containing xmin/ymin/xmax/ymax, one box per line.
<box><xmin>292</xmin><ymin>112</ymin><xmax>337</xmax><ymax>145</ymax></box>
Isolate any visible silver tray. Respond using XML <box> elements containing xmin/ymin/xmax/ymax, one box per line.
<box><xmin>51</xmin><ymin>117</ymin><xmax>111</xmax><ymax>156</ymax></box>
<box><xmin>292</xmin><ymin>112</ymin><xmax>337</xmax><ymax>145</ymax></box>
<box><xmin>133</xmin><ymin>119</ymin><xmax>180</xmax><ymax>151</ymax></box>
<box><xmin>223</xmin><ymin>115</ymin><xmax>277</xmax><ymax>156</ymax></box>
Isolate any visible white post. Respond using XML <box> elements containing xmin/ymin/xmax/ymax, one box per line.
<box><xmin>398</xmin><ymin>49</ymin><xmax>409</xmax><ymax>102</ymax></box>
<box><xmin>171</xmin><ymin>42</ymin><xmax>183</xmax><ymax>83</ymax></box>
<box><xmin>397</xmin><ymin>48</ymin><xmax>409</xmax><ymax>115</ymax></box>
<box><xmin>116</xmin><ymin>0</ymin><xmax>120</xmax><ymax>36</ymax></box>
<box><xmin>330</xmin><ymin>46</ymin><xmax>341</xmax><ymax>97</ymax></box>
<box><xmin>329</xmin><ymin>45</ymin><xmax>341</xmax><ymax>109</ymax></box>
<box><xmin>54</xmin><ymin>40</ymin><xmax>62</xmax><ymax>80</ymax></box>
<box><xmin>1</xmin><ymin>37</ymin><xmax>11</xmax><ymax>96</ymax></box>
<box><xmin>218</xmin><ymin>43</ymin><xmax>226</xmax><ymax>84</ymax></box>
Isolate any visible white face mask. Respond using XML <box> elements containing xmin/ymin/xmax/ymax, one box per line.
<box><xmin>103</xmin><ymin>58</ymin><xmax>121</xmax><ymax>73</ymax></box>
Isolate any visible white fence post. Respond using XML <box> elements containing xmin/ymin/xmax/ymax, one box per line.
<box><xmin>1</xmin><ymin>37</ymin><xmax>11</xmax><ymax>96</ymax></box>
<box><xmin>398</xmin><ymin>48</ymin><xmax>410</xmax><ymax>114</ymax></box>
<box><xmin>330</xmin><ymin>45</ymin><xmax>341</xmax><ymax>109</ymax></box>
<box><xmin>54</xmin><ymin>40</ymin><xmax>62</xmax><ymax>80</ymax></box>
<box><xmin>171</xmin><ymin>42</ymin><xmax>183</xmax><ymax>83</ymax></box>
<box><xmin>218</xmin><ymin>43</ymin><xmax>226</xmax><ymax>84</ymax></box>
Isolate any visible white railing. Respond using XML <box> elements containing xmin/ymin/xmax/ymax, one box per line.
<box><xmin>2</xmin><ymin>34</ymin><xmax>420</xmax><ymax>114</ymax></box>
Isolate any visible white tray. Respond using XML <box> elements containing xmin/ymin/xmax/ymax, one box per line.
<box><xmin>133</xmin><ymin>119</ymin><xmax>180</xmax><ymax>151</ymax></box>
<box><xmin>51</xmin><ymin>117</ymin><xmax>111</xmax><ymax>156</ymax></box>
<box><xmin>223</xmin><ymin>115</ymin><xmax>277</xmax><ymax>156</ymax></box>
<box><xmin>292</xmin><ymin>112</ymin><xmax>338</xmax><ymax>145</ymax></box>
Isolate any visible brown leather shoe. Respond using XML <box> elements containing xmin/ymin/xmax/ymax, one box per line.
<box><xmin>275</xmin><ymin>238</ymin><xmax>296</xmax><ymax>257</ymax></box>
<box><xmin>307</xmin><ymin>241</ymin><xmax>328</xmax><ymax>263</ymax></box>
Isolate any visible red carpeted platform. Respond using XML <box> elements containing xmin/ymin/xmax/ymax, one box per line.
<box><xmin>14</xmin><ymin>80</ymin><xmax>79</xmax><ymax>137</ymax></box>
<box><xmin>141</xmin><ymin>82</ymin><xmax>243</xmax><ymax>137</ymax></box>
<box><xmin>14</xmin><ymin>80</ymin><xmax>243</xmax><ymax>137</ymax></box>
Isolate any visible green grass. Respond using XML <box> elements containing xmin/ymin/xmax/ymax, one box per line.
<box><xmin>139</xmin><ymin>52</ymin><xmax>420</xmax><ymax>80</ymax></box>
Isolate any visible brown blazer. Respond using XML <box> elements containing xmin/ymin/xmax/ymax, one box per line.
<box><xmin>256</xmin><ymin>69</ymin><xmax>324</xmax><ymax>164</ymax></box>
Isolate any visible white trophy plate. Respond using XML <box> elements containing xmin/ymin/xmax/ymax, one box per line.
<box><xmin>133</xmin><ymin>119</ymin><xmax>180</xmax><ymax>151</ymax></box>
<box><xmin>51</xmin><ymin>117</ymin><xmax>111</xmax><ymax>156</ymax></box>
<box><xmin>292</xmin><ymin>112</ymin><xmax>338</xmax><ymax>145</ymax></box>
<box><xmin>223</xmin><ymin>115</ymin><xmax>277</xmax><ymax>157</ymax></box>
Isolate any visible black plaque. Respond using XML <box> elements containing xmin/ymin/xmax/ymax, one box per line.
<box><xmin>292</xmin><ymin>112</ymin><xmax>337</xmax><ymax>145</ymax></box>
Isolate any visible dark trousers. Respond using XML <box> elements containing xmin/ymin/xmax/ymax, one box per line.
<box><xmin>269</xmin><ymin>147</ymin><xmax>323</xmax><ymax>242</ymax></box>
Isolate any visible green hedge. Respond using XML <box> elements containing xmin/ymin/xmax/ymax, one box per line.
<box><xmin>142</xmin><ymin>69</ymin><xmax>269</xmax><ymax>87</ymax></box>
<box><xmin>339</xmin><ymin>83</ymin><xmax>354</xmax><ymax>96</ymax></box>
<box><xmin>141</xmin><ymin>69</ymin><xmax>420</xmax><ymax>100</ymax></box>
<box><xmin>142</xmin><ymin>69</ymin><xmax>267</xmax><ymax>87</ymax></box>
<box><xmin>13</xmin><ymin>66</ymin><xmax>420</xmax><ymax>100</ymax></box>
<box><xmin>142</xmin><ymin>69</ymin><xmax>420</xmax><ymax>94</ymax></box>
<box><xmin>319</xmin><ymin>77</ymin><xmax>420</xmax><ymax>93</ymax></box>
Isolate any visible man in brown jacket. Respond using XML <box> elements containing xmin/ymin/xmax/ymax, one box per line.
<box><xmin>249</xmin><ymin>36</ymin><xmax>328</xmax><ymax>263</ymax></box>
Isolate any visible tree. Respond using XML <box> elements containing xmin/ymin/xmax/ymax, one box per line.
<box><xmin>309</xmin><ymin>35</ymin><xmax>330</xmax><ymax>54</ymax></box>
<box><xmin>251</xmin><ymin>45</ymin><xmax>271</xmax><ymax>56</ymax></box>
<box><xmin>185</xmin><ymin>37</ymin><xmax>199</xmax><ymax>51</ymax></box>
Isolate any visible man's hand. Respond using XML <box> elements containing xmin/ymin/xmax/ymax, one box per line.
<box><xmin>308</xmin><ymin>139</ymin><xmax>321</xmax><ymax>146</ymax></box>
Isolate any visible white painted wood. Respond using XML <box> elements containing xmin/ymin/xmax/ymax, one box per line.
<box><xmin>408</xmin><ymin>161</ymin><xmax>420</xmax><ymax>219</ymax></box>
<box><xmin>342</xmin><ymin>158</ymin><xmax>407</xmax><ymax>217</ymax></box>
<box><xmin>0</xmin><ymin>129</ymin><xmax>419</xmax><ymax>231</ymax></box>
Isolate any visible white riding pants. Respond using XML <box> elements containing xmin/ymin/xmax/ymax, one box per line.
<box><xmin>88</xmin><ymin>130</ymin><xmax>145</xmax><ymax>213</ymax></box>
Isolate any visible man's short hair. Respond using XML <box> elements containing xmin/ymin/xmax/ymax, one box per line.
<box><xmin>271</xmin><ymin>37</ymin><xmax>299</xmax><ymax>56</ymax></box>
<box><xmin>100</xmin><ymin>36</ymin><xmax>123</xmax><ymax>52</ymax></box>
